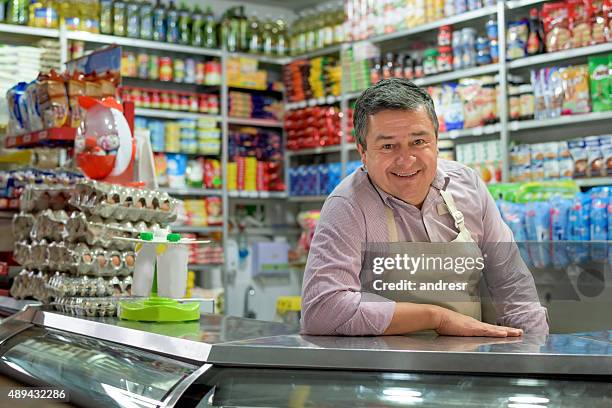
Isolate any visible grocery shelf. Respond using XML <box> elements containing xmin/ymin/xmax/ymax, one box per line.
<box><xmin>574</xmin><ymin>178</ymin><xmax>612</xmax><ymax>188</ymax></box>
<box><xmin>506</xmin><ymin>0</ymin><xmax>548</xmax><ymax>9</ymax></box>
<box><xmin>228</xmin><ymin>52</ymin><xmax>290</xmax><ymax>65</ymax></box>
<box><xmin>172</xmin><ymin>225</ymin><xmax>223</xmax><ymax>234</ymax></box>
<box><xmin>0</xmin><ymin>23</ymin><xmax>58</xmax><ymax>38</ymax></box>
<box><xmin>344</xmin><ymin>91</ymin><xmax>362</xmax><ymax>101</ymax></box>
<box><xmin>188</xmin><ymin>264</ymin><xmax>222</xmax><ymax>271</ymax></box>
<box><xmin>286</xmin><ymin>95</ymin><xmax>341</xmax><ymax>110</ymax></box>
<box><xmin>509</xmin><ymin>111</ymin><xmax>612</xmax><ymax>131</ymax></box>
<box><xmin>229</xmin><ymin>226</ymin><xmax>302</xmax><ymax>235</ymax></box>
<box><xmin>508</xmin><ymin>43</ymin><xmax>612</xmax><ymax>70</ymax></box>
<box><xmin>287</xmin><ymin>195</ymin><xmax>328</xmax><ymax>202</ymax></box>
<box><xmin>228</xmin><ymin>191</ymin><xmax>288</xmax><ymax>199</ymax></box>
<box><xmin>159</xmin><ymin>187</ymin><xmax>222</xmax><ymax>197</ymax></box>
<box><xmin>367</xmin><ymin>5</ymin><xmax>497</xmax><ymax>45</ymax></box>
<box><xmin>286</xmin><ymin>145</ymin><xmax>342</xmax><ymax>157</ymax></box>
<box><xmin>66</xmin><ymin>31</ymin><xmax>222</xmax><ymax>57</ymax></box>
<box><xmin>439</xmin><ymin>124</ymin><xmax>501</xmax><ymax>140</ymax></box>
<box><xmin>414</xmin><ymin>64</ymin><xmax>499</xmax><ymax>86</ymax></box>
<box><xmin>134</xmin><ymin>107</ymin><xmax>222</xmax><ymax>121</ymax></box>
<box><xmin>289</xmin><ymin>44</ymin><xmax>343</xmax><ymax>61</ymax></box>
<box><xmin>228</xmin><ymin>117</ymin><xmax>284</xmax><ymax>128</ymax></box>
<box><xmin>4</xmin><ymin>127</ymin><xmax>77</xmax><ymax>148</ymax></box>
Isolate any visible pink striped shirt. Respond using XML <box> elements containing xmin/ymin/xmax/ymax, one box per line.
<box><xmin>301</xmin><ymin>159</ymin><xmax>549</xmax><ymax>336</ymax></box>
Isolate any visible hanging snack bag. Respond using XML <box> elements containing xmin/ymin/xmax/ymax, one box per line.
<box><xmin>560</xmin><ymin>65</ymin><xmax>591</xmax><ymax>115</ymax></box>
<box><xmin>542</xmin><ymin>1</ymin><xmax>571</xmax><ymax>52</ymax></box>
<box><xmin>66</xmin><ymin>72</ymin><xmax>86</xmax><ymax>128</ymax></box>
<box><xmin>506</xmin><ymin>20</ymin><xmax>529</xmax><ymax>60</ymax></box>
<box><xmin>588</xmin><ymin>55</ymin><xmax>611</xmax><ymax>112</ymax></box>
<box><xmin>37</xmin><ymin>70</ymin><xmax>69</xmax><ymax>129</ymax></box>
<box><xmin>568</xmin><ymin>0</ymin><xmax>593</xmax><ymax>48</ymax></box>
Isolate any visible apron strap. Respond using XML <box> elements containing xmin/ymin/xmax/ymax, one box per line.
<box><xmin>385</xmin><ymin>206</ymin><xmax>399</xmax><ymax>242</ymax></box>
<box><xmin>439</xmin><ymin>189</ymin><xmax>468</xmax><ymax>233</ymax></box>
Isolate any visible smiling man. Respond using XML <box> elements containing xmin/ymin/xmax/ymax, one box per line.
<box><xmin>301</xmin><ymin>78</ymin><xmax>549</xmax><ymax>337</ymax></box>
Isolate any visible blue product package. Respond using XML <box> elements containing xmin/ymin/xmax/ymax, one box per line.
<box><xmin>318</xmin><ymin>164</ymin><xmax>329</xmax><ymax>195</ymax></box>
<box><xmin>165</xmin><ymin>153</ymin><xmax>187</xmax><ymax>188</ymax></box>
<box><xmin>590</xmin><ymin>188</ymin><xmax>608</xmax><ymax>261</ymax></box>
<box><xmin>288</xmin><ymin>168</ymin><xmax>297</xmax><ymax>196</ymax></box>
<box><xmin>608</xmin><ymin>201</ymin><xmax>612</xmax><ymax>241</ymax></box>
<box><xmin>525</xmin><ymin>202</ymin><xmax>551</xmax><ymax>268</ymax></box>
<box><xmin>328</xmin><ymin>162</ymin><xmax>342</xmax><ymax>193</ymax></box>
<box><xmin>306</xmin><ymin>165</ymin><xmax>319</xmax><ymax>195</ymax></box>
<box><xmin>568</xmin><ymin>193</ymin><xmax>591</xmax><ymax>263</ymax></box>
<box><xmin>498</xmin><ymin>201</ymin><xmax>532</xmax><ymax>268</ymax></box>
<box><xmin>550</xmin><ymin>196</ymin><xmax>571</xmax><ymax>268</ymax></box>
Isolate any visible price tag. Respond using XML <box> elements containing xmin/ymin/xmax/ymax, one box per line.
<box><xmin>23</xmin><ymin>134</ymin><xmax>32</xmax><ymax>143</ymax></box>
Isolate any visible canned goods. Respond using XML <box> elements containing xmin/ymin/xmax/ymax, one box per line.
<box><xmin>180</xmin><ymin>94</ymin><xmax>190</xmax><ymax>111</ymax></box>
<box><xmin>137</xmin><ymin>53</ymin><xmax>149</xmax><ymax>79</ymax></box>
<box><xmin>150</xmin><ymin>90</ymin><xmax>161</xmax><ymax>109</ymax></box>
<box><xmin>174</xmin><ymin>58</ymin><xmax>185</xmax><ymax>83</ymax></box>
<box><xmin>195</xmin><ymin>62</ymin><xmax>206</xmax><ymax>85</ymax></box>
<box><xmin>185</xmin><ymin>58</ymin><xmax>196</xmax><ymax>84</ymax></box>
<box><xmin>170</xmin><ymin>92</ymin><xmax>180</xmax><ymax>110</ymax></box>
<box><xmin>141</xmin><ymin>91</ymin><xmax>151</xmax><ymax>108</ymax></box>
<box><xmin>161</xmin><ymin>92</ymin><xmax>171</xmax><ymax>110</ymax></box>
<box><xmin>149</xmin><ymin>55</ymin><xmax>160</xmax><ymax>80</ymax></box>
<box><xmin>159</xmin><ymin>57</ymin><xmax>173</xmax><ymax>81</ymax></box>
<box><xmin>121</xmin><ymin>52</ymin><xmax>137</xmax><ymax>77</ymax></box>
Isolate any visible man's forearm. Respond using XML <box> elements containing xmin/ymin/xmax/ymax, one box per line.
<box><xmin>383</xmin><ymin>303</ymin><xmax>441</xmax><ymax>335</ymax></box>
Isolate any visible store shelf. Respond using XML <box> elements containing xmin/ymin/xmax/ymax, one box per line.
<box><xmin>508</xmin><ymin>43</ymin><xmax>612</xmax><ymax>70</ymax></box>
<box><xmin>159</xmin><ymin>187</ymin><xmax>222</xmax><ymax>197</ymax></box>
<box><xmin>228</xmin><ymin>52</ymin><xmax>290</xmax><ymax>65</ymax></box>
<box><xmin>290</xmin><ymin>44</ymin><xmax>343</xmax><ymax>61</ymax></box>
<box><xmin>134</xmin><ymin>107</ymin><xmax>221</xmax><ymax>121</ymax></box>
<box><xmin>414</xmin><ymin>64</ymin><xmax>499</xmax><ymax>86</ymax></box>
<box><xmin>439</xmin><ymin>124</ymin><xmax>501</xmax><ymax>140</ymax></box>
<box><xmin>286</xmin><ymin>145</ymin><xmax>342</xmax><ymax>157</ymax></box>
<box><xmin>0</xmin><ymin>23</ymin><xmax>58</xmax><ymax>38</ymax></box>
<box><xmin>4</xmin><ymin>127</ymin><xmax>77</xmax><ymax>148</ymax></box>
<box><xmin>344</xmin><ymin>90</ymin><xmax>362</xmax><ymax>101</ymax></box>
<box><xmin>230</xmin><ymin>226</ymin><xmax>302</xmax><ymax>235</ymax></box>
<box><xmin>506</xmin><ymin>0</ymin><xmax>548</xmax><ymax>9</ymax></box>
<box><xmin>188</xmin><ymin>263</ymin><xmax>222</xmax><ymax>271</ymax></box>
<box><xmin>509</xmin><ymin>111</ymin><xmax>612</xmax><ymax>131</ymax></box>
<box><xmin>172</xmin><ymin>225</ymin><xmax>223</xmax><ymax>233</ymax></box>
<box><xmin>66</xmin><ymin>31</ymin><xmax>222</xmax><ymax>56</ymax></box>
<box><xmin>368</xmin><ymin>6</ymin><xmax>497</xmax><ymax>44</ymax></box>
<box><xmin>228</xmin><ymin>117</ymin><xmax>283</xmax><ymax>128</ymax></box>
<box><xmin>287</xmin><ymin>195</ymin><xmax>328</xmax><ymax>202</ymax></box>
<box><xmin>228</xmin><ymin>191</ymin><xmax>288</xmax><ymax>199</ymax></box>
<box><xmin>574</xmin><ymin>178</ymin><xmax>612</xmax><ymax>187</ymax></box>
<box><xmin>286</xmin><ymin>95</ymin><xmax>341</xmax><ymax>110</ymax></box>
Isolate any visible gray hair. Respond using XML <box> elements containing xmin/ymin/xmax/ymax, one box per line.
<box><xmin>353</xmin><ymin>78</ymin><xmax>439</xmax><ymax>150</ymax></box>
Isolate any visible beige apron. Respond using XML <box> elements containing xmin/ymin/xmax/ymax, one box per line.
<box><xmin>380</xmin><ymin>189</ymin><xmax>483</xmax><ymax>320</ymax></box>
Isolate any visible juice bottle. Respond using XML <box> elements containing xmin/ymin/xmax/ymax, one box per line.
<box><xmin>190</xmin><ymin>6</ymin><xmax>204</xmax><ymax>46</ymax></box>
<box><xmin>294</xmin><ymin>13</ymin><xmax>306</xmax><ymax>55</ymax></box>
<box><xmin>29</xmin><ymin>0</ymin><xmax>58</xmax><ymax>28</ymax></box>
<box><xmin>140</xmin><ymin>0</ymin><xmax>153</xmax><ymax>39</ymax></box>
<box><xmin>247</xmin><ymin>12</ymin><xmax>261</xmax><ymax>54</ymax></box>
<box><xmin>178</xmin><ymin>2</ymin><xmax>190</xmax><ymax>45</ymax></box>
<box><xmin>99</xmin><ymin>0</ymin><xmax>113</xmax><ymax>34</ymax></box>
<box><xmin>112</xmin><ymin>0</ymin><xmax>127</xmax><ymax>36</ymax></box>
<box><xmin>166</xmin><ymin>0</ymin><xmax>179</xmax><ymax>43</ymax></box>
<box><xmin>152</xmin><ymin>0</ymin><xmax>166</xmax><ymax>42</ymax></box>
<box><xmin>203</xmin><ymin>6</ymin><xmax>217</xmax><ymax>49</ymax></box>
<box><xmin>126</xmin><ymin>0</ymin><xmax>140</xmax><ymax>38</ymax></box>
<box><xmin>322</xmin><ymin>5</ymin><xmax>333</xmax><ymax>47</ymax></box>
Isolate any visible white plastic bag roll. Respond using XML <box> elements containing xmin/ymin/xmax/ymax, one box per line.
<box><xmin>132</xmin><ymin>243</ymin><xmax>157</xmax><ymax>297</ymax></box>
<box><xmin>156</xmin><ymin>244</ymin><xmax>189</xmax><ymax>298</ymax></box>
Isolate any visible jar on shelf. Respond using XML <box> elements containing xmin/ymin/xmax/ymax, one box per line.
<box><xmin>438</xmin><ymin>25</ymin><xmax>453</xmax><ymax>46</ymax></box>
<box><xmin>437</xmin><ymin>46</ymin><xmax>453</xmax><ymax>73</ymax></box>
<box><xmin>475</xmin><ymin>36</ymin><xmax>492</xmax><ymax>66</ymax></box>
<box><xmin>518</xmin><ymin>84</ymin><xmax>535</xmax><ymax>120</ymax></box>
<box><xmin>508</xmin><ymin>85</ymin><xmax>521</xmax><ymax>121</ymax></box>
<box><xmin>423</xmin><ymin>48</ymin><xmax>439</xmax><ymax>76</ymax></box>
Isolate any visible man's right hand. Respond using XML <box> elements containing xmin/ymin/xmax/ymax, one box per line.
<box><xmin>434</xmin><ymin>306</ymin><xmax>523</xmax><ymax>337</ymax></box>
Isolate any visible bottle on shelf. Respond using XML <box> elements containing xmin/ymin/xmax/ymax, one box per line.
<box><xmin>112</xmin><ymin>0</ymin><xmax>127</xmax><ymax>36</ymax></box>
<box><xmin>526</xmin><ymin>7</ymin><xmax>545</xmax><ymax>56</ymax></box>
<box><xmin>247</xmin><ymin>12</ymin><xmax>261</xmax><ymax>54</ymax></box>
<box><xmin>190</xmin><ymin>5</ymin><xmax>204</xmax><ymax>47</ymax></box>
<box><xmin>126</xmin><ymin>0</ymin><xmax>140</xmax><ymax>38</ymax></box>
<box><xmin>202</xmin><ymin>6</ymin><xmax>217</xmax><ymax>49</ymax></box>
<box><xmin>221</xmin><ymin>7</ymin><xmax>238</xmax><ymax>52</ymax></box>
<box><xmin>276</xmin><ymin>17</ymin><xmax>288</xmax><ymax>56</ymax></box>
<box><xmin>262</xmin><ymin>16</ymin><xmax>274</xmax><ymax>55</ymax></box>
<box><xmin>60</xmin><ymin>0</ymin><xmax>80</xmax><ymax>30</ymax></box>
<box><xmin>152</xmin><ymin>0</ymin><xmax>166</xmax><ymax>42</ymax></box>
<box><xmin>166</xmin><ymin>0</ymin><xmax>179</xmax><ymax>43</ymax></box>
<box><xmin>7</xmin><ymin>0</ymin><xmax>28</xmax><ymax>25</ymax></box>
<box><xmin>314</xmin><ymin>8</ymin><xmax>324</xmax><ymax>50</ymax></box>
<box><xmin>82</xmin><ymin>0</ymin><xmax>100</xmax><ymax>33</ymax></box>
<box><xmin>333</xmin><ymin>5</ymin><xmax>345</xmax><ymax>45</ymax></box>
<box><xmin>304</xmin><ymin>10</ymin><xmax>315</xmax><ymax>52</ymax></box>
<box><xmin>178</xmin><ymin>1</ymin><xmax>190</xmax><ymax>45</ymax></box>
<box><xmin>237</xmin><ymin>6</ymin><xmax>248</xmax><ymax>52</ymax></box>
<box><xmin>99</xmin><ymin>0</ymin><xmax>113</xmax><ymax>34</ymax></box>
<box><xmin>28</xmin><ymin>0</ymin><xmax>59</xmax><ymax>28</ymax></box>
<box><xmin>139</xmin><ymin>0</ymin><xmax>153</xmax><ymax>40</ymax></box>
<box><xmin>293</xmin><ymin>12</ymin><xmax>306</xmax><ymax>55</ymax></box>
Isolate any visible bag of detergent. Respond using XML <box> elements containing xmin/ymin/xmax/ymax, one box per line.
<box><xmin>568</xmin><ymin>192</ymin><xmax>591</xmax><ymax>264</ymax></box>
<box><xmin>550</xmin><ymin>196</ymin><xmax>572</xmax><ymax>269</ymax></box>
<box><xmin>525</xmin><ymin>201</ymin><xmax>551</xmax><ymax>268</ymax></box>
<box><xmin>589</xmin><ymin>187</ymin><xmax>609</xmax><ymax>261</ymax></box>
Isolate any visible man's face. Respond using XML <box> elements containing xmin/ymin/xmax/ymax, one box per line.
<box><xmin>357</xmin><ymin>108</ymin><xmax>438</xmax><ymax>208</ymax></box>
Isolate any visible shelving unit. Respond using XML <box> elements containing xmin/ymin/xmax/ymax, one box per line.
<box><xmin>171</xmin><ymin>225</ymin><xmax>223</xmax><ymax>234</ymax></box>
<box><xmin>574</xmin><ymin>178</ymin><xmax>612</xmax><ymax>188</ymax></box>
<box><xmin>286</xmin><ymin>145</ymin><xmax>342</xmax><ymax>157</ymax></box>
<box><xmin>227</xmin><ymin>117</ymin><xmax>284</xmax><ymax>128</ymax></box>
<box><xmin>508</xmin><ymin>43</ymin><xmax>612</xmax><ymax>69</ymax></box>
<box><xmin>0</xmin><ymin>23</ymin><xmax>59</xmax><ymax>38</ymax></box>
<box><xmin>509</xmin><ymin>111</ymin><xmax>612</xmax><ymax>132</ymax></box>
<box><xmin>228</xmin><ymin>191</ymin><xmax>287</xmax><ymax>199</ymax></box>
<box><xmin>4</xmin><ymin>127</ymin><xmax>77</xmax><ymax>148</ymax></box>
<box><xmin>134</xmin><ymin>108</ymin><xmax>222</xmax><ymax>121</ymax></box>
<box><xmin>158</xmin><ymin>187</ymin><xmax>222</xmax><ymax>197</ymax></box>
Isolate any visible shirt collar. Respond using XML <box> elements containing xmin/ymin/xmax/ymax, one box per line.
<box><xmin>363</xmin><ymin>163</ymin><xmax>450</xmax><ymax>208</ymax></box>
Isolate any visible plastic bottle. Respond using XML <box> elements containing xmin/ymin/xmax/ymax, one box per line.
<box><xmin>333</xmin><ymin>6</ymin><xmax>345</xmax><ymax>45</ymax></box>
<box><xmin>166</xmin><ymin>0</ymin><xmax>179</xmax><ymax>43</ymax></box>
<box><xmin>202</xmin><ymin>6</ymin><xmax>217</xmax><ymax>49</ymax></box>
<box><xmin>112</xmin><ymin>0</ymin><xmax>127</xmax><ymax>36</ymax></box>
<box><xmin>382</xmin><ymin>52</ymin><xmax>394</xmax><ymax>79</ymax></box>
<box><xmin>526</xmin><ymin>7</ymin><xmax>545</xmax><ymax>55</ymax></box>
<box><xmin>29</xmin><ymin>0</ymin><xmax>58</xmax><ymax>28</ymax></box>
<box><xmin>152</xmin><ymin>0</ymin><xmax>166</xmax><ymax>41</ymax></box>
<box><xmin>247</xmin><ymin>12</ymin><xmax>261</xmax><ymax>54</ymax></box>
<box><xmin>276</xmin><ymin>17</ymin><xmax>288</xmax><ymax>56</ymax></box>
<box><xmin>99</xmin><ymin>0</ymin><xmax>113</xmax><ymax>34</ymax></box>
<box><xmin>140</xmin><ymin>0</ymin><xmax>153</xmax><ymax>40</ymax></box>
<box><xmin>126</xmin><ymin>0</ymin><xmax>140</xmax><ymax>38</ymax></box>
<box><xmin>82</xmin><ymin>0</ymin><xmax>99</xmax><ymax>33</ymax></box>
<box><xmin>262</xmin><ymin>16</ymin><xmax>274</xmax><ymax>55</ymax></box>
<box><xmin>304</xmin><ymin>11</ymin><xmax>315</xmax><ymax>52</ymax></box>
<box><xmin>190</xmin><ymin>6</ymin><xmax>203</xmax><ymax>46</ymax></box>
<box><xmin>7</xmin><ymin>0</ymin><xmax>28</xmax><ymax>25</ymax></box>
<box><xmin>178</xmin><ymin>2</ymin><xmax>190</xmax><ymax>45</ymax></box>
<box><xmin>485</xmin><ymin>14</ymin><xmax>497</xmax><ymax>41</ymax></box>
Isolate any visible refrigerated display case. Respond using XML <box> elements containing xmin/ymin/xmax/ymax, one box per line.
<box><xmin>0</xmin><ymin>306</ymin><xmax>610</xmax><ymax>407</ymax></box>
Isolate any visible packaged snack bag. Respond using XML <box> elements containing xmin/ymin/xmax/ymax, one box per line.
<box><xmin>24</xmin><ymin>81</ymin><xmax>44</xmax><ymax>132</ymax></box>
<box><xmin>37</xmin><ymin>70</ymin><xmax>69</xmax><ymax>128</ymax></box>
<box><xmin>569</xmin><ymin>138</ymin><xmax>588</xmax><ymax>177</ymax></box>
<box><xmin>568</xmin><ymin>0</ymin><xmax>593</xmax><ymax>48</ymax></box>
<box><xmin>560</xmin><ymin>65</ymin><xmax>591</xmax><ymax>114</ymax></box>
<box><xmin>525</xmin><ymin>202</ymin><xmax>551</xmax><ymax>268</ymax></box>
<box><xmin>590</xmin><ymin>187</ymin><xmax>608</xmax><ymax>260</ymax></box>
<box><xmin>6</xmin><ymin>82</ymin><xmax>28</xmax><ymax>135</ymax></box>
<box><xmin>550</xmin><ymin>196</ymin><xmax>572</xmax><ymax>268</ymax></box>
<box><xmin>568</xmin><ymin>192</ymin><xmax>591</xmax><ymax>263</ymax></box>
<box><xmin>542</xmin><ymin>1</ymin><xmax>571</xmax><ymax>52</ymax></box>
<box><xmin>559</xmin><ymin>140</ymin><xmax>575</xmax><ymax>178</ymax></box>
<box><xmin>66</xmin><ymin>72</ymin><xmax>86</xmax><ymax>128</ymax></box>
<box><xmin>588</xmin><ymin>55</ymin><xmax>612</xmax><ymax>112</ymax></box>
<box><xmin>601</xmin><ymin>136</ymin><xmax>612</xmax><ymax>176</ymax></box>
<box><xmin>585</xmin><ymin>135</ymin><xmax>604</xmax><ymax>177</ymax></box>
<box><xmin>591</xmin><ymin>0</ymin><xmax>607</xmax><ymax>44</ymax></box>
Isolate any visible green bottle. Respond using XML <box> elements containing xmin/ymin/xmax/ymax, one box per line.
<box><xmin>152</xmin><ymin>0</ymin><xmax>166</xmax><ymax>42</ymax></box>
<box><xmin>238</xmin><ymin>6</ymin><xmax>248</xmax><ymax>52</ymax></box>
<box><xmin>203</xmin><ymin>6</ymin><xmax>217</xmax><ymax>49</ymax></box>
<box><xmin>247</xmin><ymin>12</ymin><xmax>260</xmax><ymax>54</ymax></box>
<box><xmin>8</xmin><ymin>0</ymin><xmax>28</xmax><ymax>25</ymax></box>
<box><xmin>190</xmin><ymin>6</ymin><xmax>204</xmax><ymax>46</ymax></box>
<box><xmin>262</xmin><ymin>17</ymin><xmax>273</xmax><ymax>56</ymax></box>
<box><xmin>178</xmin><ymin>2</ymin><xmax>190</xmax><ymax>45</ymax></box>
<box><xmin>99</xmin><ymin>0</ymin><xmax>113</xmax><ymax>34</ymax></box>
<box><xmin>112</xmin><ymin>0</ymin><xmax>127</xmax><ymax>37</ymax></box>
<box><xmin>276</xmin><ymin>17</ymin><xmax>288</xmax><ymax>56</ymax></box>
<box><xmin>140</xmin><ymin>0</ymin><xmax>154</xmax><ymax>40</ymax></box>
<box><xmin>166</xmin><ymin>0</ymin><xmax>179</xmax><ymax>43</ymax></box>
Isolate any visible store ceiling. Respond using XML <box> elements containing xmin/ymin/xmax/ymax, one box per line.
<box><xmin>240</xmin><ymin>0</ymin><xmax>331</xmax><ymax>11</ymax></box>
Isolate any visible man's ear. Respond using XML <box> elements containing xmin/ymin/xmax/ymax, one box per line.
<box><xmin>357</xmin><ymin>143</ymin><xmax>366</xmax><ymax>167</ymax></box>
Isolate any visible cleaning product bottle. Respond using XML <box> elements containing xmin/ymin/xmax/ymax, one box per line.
<box><xmin>152</xmin><ymin>0</ymin><xmax>166</xmax><ymax>42</ymax></box>
<box><xmin>139</xmin><ymin>0</ymin><xmax>153</xmax><ymax>39</ymax></box>
<box><xmin>166</xmin><ymin>0</ymin><xmax>179</xmax><ymax>43</ymax></box>
<box><xmin>203</xmin><ymin>6</ymin><xmax>217</xmax><ymax>49</ymax></box>
<box><xmin>178</xmin><ymin>1</ymin><xmax>190</xmax><ymax>45</ymax></box>
<box><xmin>190</xmin><ymin>5</ymin><xmax>203</xmax><ymax>46</ymax></box>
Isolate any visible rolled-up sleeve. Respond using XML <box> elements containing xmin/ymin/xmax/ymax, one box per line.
<box><xmin>301</xmin><ymin>196</ymin><xmax>395</xmax><ymax>335</ymax></box>
<box><xmin>475</xmin><ymin>174</ymin><xmax>549</xmax><ymax>335</ymax></box>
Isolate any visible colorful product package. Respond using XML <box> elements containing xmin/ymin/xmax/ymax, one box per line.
<box><xmin>585</xmin><ymin>136</ymin><xmax>604</xmax><ymax>177</ymax></box>
<box><xmin>568</xmin><ymin>0</ymin><xmax>593</xmax><ymax>48</ymax></box>
<box><xmin>153</xmin><ymin>153</ymin><xmax>168</xmax><ymax>187</ymax></box>
<box><xmin>24</xmin><ymin>81</ymin><xmax>44</xmax><ymax>132</ymax></box>
<box><xmin>37</xmin><ymin>71</ymin><xmax>69</xmax><ymax>128</ymax></box>
<box><xmin>165</xmin><ymin>153</ymin><xmax>188</xmax><ymax>189</ymax></box>
<box><xmin>525</xmin><ymin>202</ymin><xmax>551</xmax><ymax>268</ymax></box>
<box><xmin>568</xmin><ymin>192</ymin><xmax>591</xmax><ymax>263</ymax></box>
<box><xmin>204</xmin><ymin>159</ymin><xmax>222</xmax><ymax>189</ymax></box>
<box><xmin>66</xmin><ymin>73</ymin><xmax>85</xmax><ymax>128</ymax></box>
<box><xmin>6</xmin><ymin>82</ymin><xmax>28</xmax><ymax>135</ymax></box>
<box><xmin>588</xmin><ymin>55</ymin><xmax>612</xmax><ymax>112</ymax></box>
<box><xmin>569</xmin><ymin>138</ymin><xmax>588</xmax><ymax>177</ymax></box>
<box><xmin>560</xmin><ymin>65</ymin><xmax>591</xmax><ymax>114</ymax></box>
<box><xmin>542</xmin><ymin>1</ymin><xmax>571</xmax><ymax>52</ymax></box>
<box><xmin>549</xmin><ymin>196</ymin><xmax>572</xmax><ymax>268</ymax></box>
<box><xmin>591</xmin><ymin>0</ymin><xmax>607</xmax><ymax>44</ymax></box>
<box><xmin>590</xmin><ymin>187</ymin><xmax>608</xmax><ymax>260</ymax></box>
<box><xmin>601</xmin><ymin>136</ymin><xmax>612</xmax><ymax>176</ymax></box>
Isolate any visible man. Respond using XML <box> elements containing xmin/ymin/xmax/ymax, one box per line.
<box><xmin>301</xmin><ymin>78</ymin><xmax>549</xmax><ymax>337</ymax></box>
